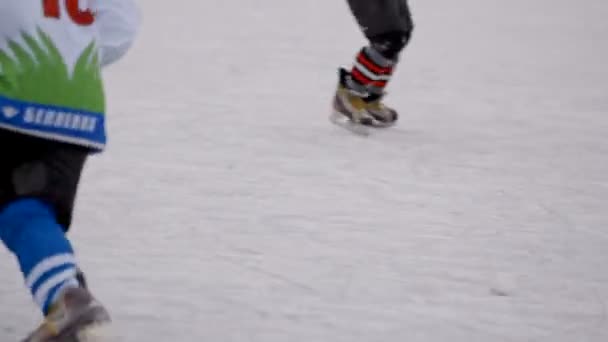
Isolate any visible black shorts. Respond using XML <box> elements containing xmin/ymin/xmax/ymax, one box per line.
<box><xmin>0</xmin><ymin>130</ymin><xmax>89</xmax><ymax>231</ymax></box>
<box><xmin>347</xmin><ymin>0</ymin><xmax>414</xmax><ymax>38</ymax></box>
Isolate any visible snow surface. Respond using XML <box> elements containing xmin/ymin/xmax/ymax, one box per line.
<box><xmin>2</xmin><ymin>0</ymin><xmax>608</xmax><ymax>341</ymax></box>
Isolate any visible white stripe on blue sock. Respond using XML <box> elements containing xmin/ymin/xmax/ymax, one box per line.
<box><xmin>25</xmin><ymin>253</ymin><xmax>76</xmax><ymax>288</ymax></box>
<box><xmin>34</xmin><ymin>267</ymin><xmax>78</xmax><ymax>309</ymax></box>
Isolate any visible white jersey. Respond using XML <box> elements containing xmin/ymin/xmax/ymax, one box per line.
<box><xmin>0</xmin><ymin>0</ymin><xmax>140</xmax><ymax>150</ymax></box>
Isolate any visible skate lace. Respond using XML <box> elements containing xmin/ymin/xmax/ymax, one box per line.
<box><xmin>364</xmin><ymin>90</ymin><xmax>391</xmax><ymax>112</ymax></box>
<box><xmin>366</xmin><ymin>99</ymin><xmax>391</xmax><ymax>114</ymax></box>
<box><xmin>341</xmin><ymin>87</ymin><xmax>368</xmax><ymax>112</ymax></box>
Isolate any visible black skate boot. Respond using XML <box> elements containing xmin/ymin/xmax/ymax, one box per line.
<box><xmin>363</xmin><ymin>92</ymin><xmax>399</xmax><ymax>127</ymax></box>
<box><xmin>331</xmin><ymin>68</ymin><xmax>398</xmax><ymax>128</ymax></box>
<box><xmin>331</xmin><ymin>68</ymin><xmax>376</xmax><ymax>126</ymax></box>
<box><xmin>22</xmin><ymin>272</ymin><xmax>111</xmax><ymax>342</ymax></box>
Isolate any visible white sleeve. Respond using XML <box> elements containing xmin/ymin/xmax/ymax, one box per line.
<box><xmin>92</xmin><ymin>0</ymin><xmax>141</xmax><ymax>67</ymax></box>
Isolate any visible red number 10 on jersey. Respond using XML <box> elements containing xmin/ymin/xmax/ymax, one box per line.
<box><xmin>43</xmin><ymin>0</ymin><xmax>95</xmax><ymax>26</ymax></box>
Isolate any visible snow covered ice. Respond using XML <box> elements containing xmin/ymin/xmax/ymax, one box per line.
<box><xmin>2</xmin><ymin>0</ymin><xmax>608</xmax><ymax>341</ymax></box>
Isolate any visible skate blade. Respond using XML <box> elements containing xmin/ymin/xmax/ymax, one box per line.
<box><xmin>330</xmin><ymin>111</ymin><xmax>370</xmax><ymax>136</ymax></box>
<box><xmin>370</xmin><ymin>120</ymin><xmax>397</xmax><ymax>128</ymax></box>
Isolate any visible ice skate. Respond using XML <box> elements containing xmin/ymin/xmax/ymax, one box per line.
<box><xmin>331</xmin><ymin>68</ymin><xmax>375</xmax><ymax>126</ymax></box>
<box><xmin>364</xmin><ymin>94</ymin><xmax>399</xmax><ymax>127</ymax></box>
<box><xmin>22</xmin><ymin>286</ymin><xmax>111</xmax><ymax>342</ymax></box>
<box><xmin>331</xmin><ymin>68</ymin><xmax>398</xmax><ymax>132</ymax></box>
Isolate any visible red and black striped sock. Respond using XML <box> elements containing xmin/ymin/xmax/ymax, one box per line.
<box><xmin>348</xmin><ymin>46</ymin><xmax>396</xmax><ymax>98</ymax></box>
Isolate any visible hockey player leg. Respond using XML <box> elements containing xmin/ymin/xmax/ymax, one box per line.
<box><xmin>333</xmin><ymin>0</ymin><xmax>414</xmax><ymax>126</ymax></box>
<box><xmin>0</xmin><ymin>135</ymin><xmax>110</xmax><ymax>341</ymax></box>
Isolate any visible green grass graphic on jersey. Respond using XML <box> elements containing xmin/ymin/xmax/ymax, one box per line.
<box><xmin>0</xmin><ymin>28</ymin><xmax>104</xmax><ymax>113</ymax></box>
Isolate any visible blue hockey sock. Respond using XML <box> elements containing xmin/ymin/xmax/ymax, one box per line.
<box><xmin>0</xmin><ymin>199</ymin><xmax>79</xmax><ymax>315</ymax></box>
